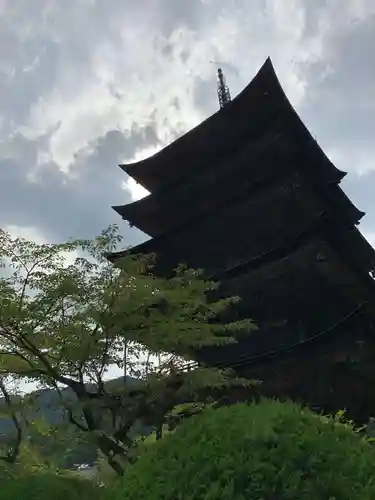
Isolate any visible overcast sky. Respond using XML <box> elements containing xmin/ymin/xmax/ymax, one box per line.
<box><xmin>1</xmin><ymin>0</ymin><xmax>374</xmax><ymax>249</ymax></box>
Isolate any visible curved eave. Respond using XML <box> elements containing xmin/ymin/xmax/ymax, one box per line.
<box><xmin>107</xmin><ymin>239</ymin><xmax>152</xmax><ymax>263</ymax></box>
<box><xmin>114</xmin><ymin>152</ymin><xmax>356</xmax><ymax>240</ymax></box>
<box><xmin>119</xmin><ymin>57</ymin><xmax>278</xmax><ymax>191</ymax></box>
<box><xmin>112</xmin><ymin>200</ymin><xmax>158</xmax><ymax>236</ymax></box>
<box><xmin>120</xmin><ymin>57</ymin><xmax>345</xmax><ymax>192</ymax></box>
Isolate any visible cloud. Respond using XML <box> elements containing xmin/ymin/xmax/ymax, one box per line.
<box><xmin>0</xmin><ymin>128</ymin><xmax>149</xmax><ymax>244</ymax></box>
<box><xmin>3</xmin><ymin>224</ymin><xmax>48</xmax><ymax>244</ymax></box>
<box><xmin>0</xmin><ymin>0</ymin><xmax>374</xmax><ymax>397</ymax></box>
<box><xmin>300</xmin><ymin>11</ymin><xmax>375</xmax><ymax>173</ymax></box>
<box><xmin>0</xmin><ymin>0</ymin><xmax>374</xmax><ymax>247</ymax></box>
<box><xmin>364</xmin><ymin>232</ymin><xmax>375</xmax><ymax>248</ymax></box>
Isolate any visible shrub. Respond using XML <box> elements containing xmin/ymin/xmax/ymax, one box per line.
<box><xmin>1</xmin><ymin>469</ymin><xmax>102</xmax><ymax>500</ymax></box>
<box><xmin>108</xmin><ymin>399</ymin><xmax>375</xmax><ymax>500</ymax></box>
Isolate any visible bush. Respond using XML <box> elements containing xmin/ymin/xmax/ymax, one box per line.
<box><xmin>1</xmin><ymin>469</ymin><xmax>102</xmax><ymax>500</ymax></box>
<box><xmin>108</xmin><ymin>399</ymin><xmax>375</xmax><ymax>500</ymax></box>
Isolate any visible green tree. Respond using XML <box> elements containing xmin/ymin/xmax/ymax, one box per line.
<box><xmin>0</xmin><ymin>225</ymin><xmax>257</xmax><ymax>475</ymax></box>
<box><xmin>0</xmin><ymin>381</ymin><xmax>99</xmax><ymax>470</ymax></box>
<box><xmin>0</xmin><ymin>375</ymin><xmax>23</xmax><ymax>464</ymax></box>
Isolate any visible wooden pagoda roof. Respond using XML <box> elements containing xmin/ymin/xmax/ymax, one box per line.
<box><xmin>114</xmin><ymin>132</ymin><xmax>363</xmax><ymax>238</ymax></box>
<box><xmin>119</xmin><ymin>57</ymin><xmax>346</xmax><ymax>193</ymax></box>
<box><xmin>109</xmin><ymin>184</ymin><xmax>375</xmax><ymax>280</ymax></box>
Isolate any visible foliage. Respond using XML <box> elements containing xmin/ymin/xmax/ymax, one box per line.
<box><xmin>0</xmin><ymin>375</ymin><xmax>23</xmax><ymax>463</ymax></box>
<box><xmin>23</xmin><ymin>415</ymin><xmax>98</xmax><ymax>469</ymax></box>
<box><xmin>95</xmin><ymin>449</ymin><xmax>118</xmax><ymax>485</ymax></box>
<box><xmin>0</xmin><ymin>384</ymin><xmax>99</xmax><ymax>469</ymax></box>
<box><xmin>1</xmin><ymin>469</ymin><xmax>102</xmax><ymax>500</ymax></box>
<box><xmin>0</xmin><ymin>436</ymin><xmax>102</xmax><ymax>498</ymax></box>
<box><xmin>0</xmin><ymin>458</ymin><xmax>15</xmax><ymax>481</ymax></box>
<box><xmin>108</xmin><ymin>399</ymin><xmax>375</xmax><ymax>500</ymax></box>
<box><xmin>0</xmin><ymin>225</ymin><xmax>257</xmax><ymax>474</ymax></box>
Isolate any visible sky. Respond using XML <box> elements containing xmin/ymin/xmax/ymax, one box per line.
<box><xmin>0</xmin><ymin>0</ymin><xmax>374</xmax><ymax>389</ymax></box>
<box><xmin>0</xmin><ymin>0</ymin><xmax>374</xmax><ymax>251</ymax></box>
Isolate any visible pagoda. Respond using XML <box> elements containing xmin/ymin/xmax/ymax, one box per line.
<box><xmin>110</xmin><ymin>58</ymin><xmax>375</xmax><ymax>423</ymax></box>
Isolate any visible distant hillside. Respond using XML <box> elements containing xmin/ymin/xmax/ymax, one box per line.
<box><xmin>0</xmin><ymin>375</ymin><xmax>140</xmax><ymax>428</ymax></box>
<box><xmin>0</xmin><ymin>376</ymin><xmax>147</xmax><ymax>468</ymax></box>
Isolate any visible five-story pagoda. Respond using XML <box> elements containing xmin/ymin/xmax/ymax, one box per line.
<box><xmin>110</xmin><ymin>58</ymin><xmax>375</xmax><ymax>423</ymax></box>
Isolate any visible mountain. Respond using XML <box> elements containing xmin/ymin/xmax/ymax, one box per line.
<box><xmin>0</xmin><ymin>376</ymin><xmax>146</xmax><ymax>468</ymax></box>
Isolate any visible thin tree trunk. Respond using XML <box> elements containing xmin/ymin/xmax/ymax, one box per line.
<box><xmin>123</xmin><ymin>340</ymin><xmax>127</xmax><ymax>386</ymax></box>
<box><xmin>156</xmin><ymin>423</ymin><xmax>163</xmax><ymax>441</ymax></box>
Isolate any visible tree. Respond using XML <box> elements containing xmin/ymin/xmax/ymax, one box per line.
<box><xmin>0</xmin><ymin>375</ymin><xmax>23</xmax><ymax>464</ymax></box>
<box><xmin>0</xmin><ymin>225</ymin><xmax>257</xmax><ymax>475</ymax></box>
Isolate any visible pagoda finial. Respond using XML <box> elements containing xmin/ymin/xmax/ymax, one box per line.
<box><xmin>217</xmin><ymin>67</ymin><xmax>231</xmax><ymax>109</ymax></box>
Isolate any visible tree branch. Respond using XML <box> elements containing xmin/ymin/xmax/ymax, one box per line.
<box><xmin>0</xmin><ymin>377</ymin><xmax>22</xmax><ymax>464</ymax></box>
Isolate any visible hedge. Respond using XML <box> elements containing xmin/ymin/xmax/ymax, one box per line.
<box><xmin>108</xmin><ymin>399</ymin><xmax>375</xmax><ymax>500</ymax></box>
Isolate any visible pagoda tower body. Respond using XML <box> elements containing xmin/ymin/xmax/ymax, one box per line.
<box><xmin>111</xmin><ymin>59</ymin><xmax>375</xmax><ymax>423</ymax></box>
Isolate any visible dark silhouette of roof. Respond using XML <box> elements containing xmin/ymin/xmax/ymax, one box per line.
<box><xmin>118</xmin><ymin>58</ymin><xmax>345</xmax><ymax>193</ymax></box>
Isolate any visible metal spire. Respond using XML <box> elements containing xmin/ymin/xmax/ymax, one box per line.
<box><xmin>217</xmin><ymin>67</ymin><xmax>231</xmax><ymax>109</ymax></box>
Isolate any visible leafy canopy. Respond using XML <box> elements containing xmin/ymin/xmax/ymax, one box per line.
<box><xmin>0</xmin><ymin>225</ymin><xmax>257</xmax><ymax>473</ymax></box>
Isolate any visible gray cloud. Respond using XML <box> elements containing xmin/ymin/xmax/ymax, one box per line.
<box><xmin>0</xmin><ymin>128</ymin><xmax>151</xmax><ymax>244</ymax></box>
<box><xmin>156</xmin><ymin>0</ymin><xmax>208</xmax><ymax>36</ymax></box>
<box><xmin>296</xmin><ymin>11</ymin><xmax>375</xmax><ymax>239</ymax></box>
<box><xmin>0</xmin><ymin>0</ymin><xmax>374</xmax><ymax>247</ymax></box>
<box><xmin>301</xmin><ymin>14</ymin><xmax>375</xmax><ymax>156</ymax></box>
<box><xmin>342</xmin><ymin>172</ymin><xmax>375</xmax><ymax>236</ymax></box>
